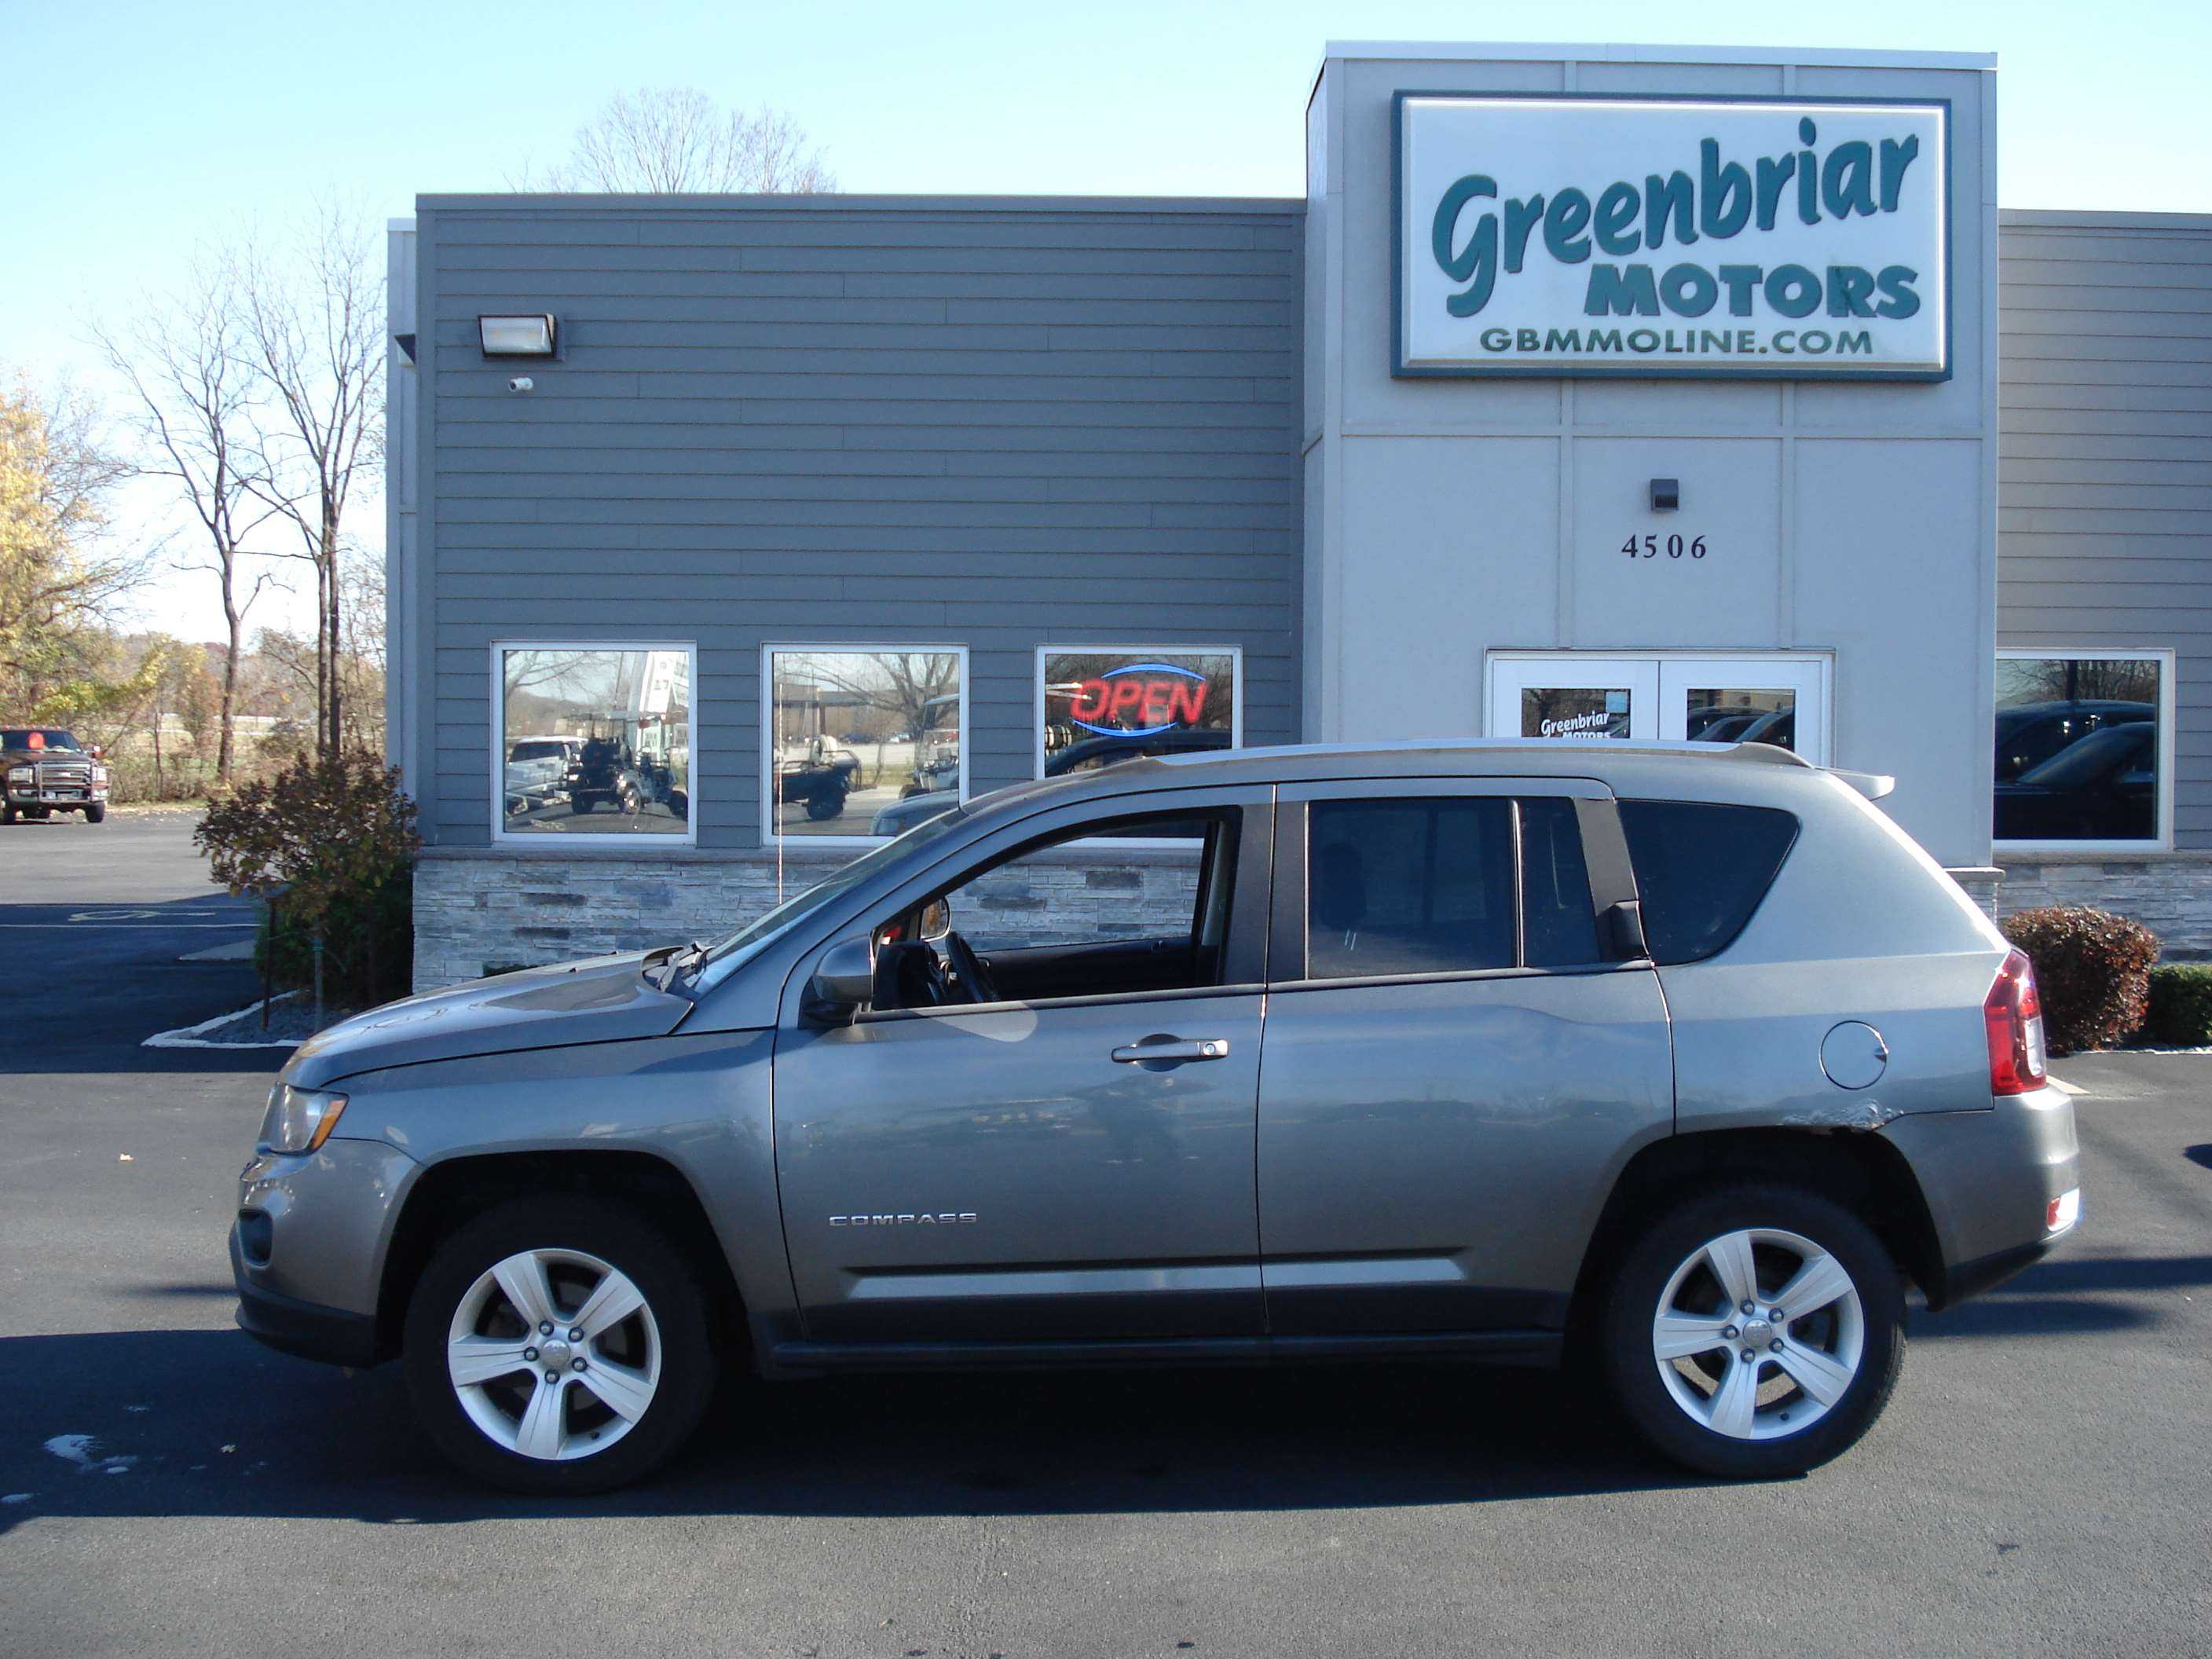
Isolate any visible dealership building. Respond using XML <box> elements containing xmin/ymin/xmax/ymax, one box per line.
<box><xmin>384</xmin><ymin>42</ymin><xmax>2212</xmax><ymax>990</ymax></box>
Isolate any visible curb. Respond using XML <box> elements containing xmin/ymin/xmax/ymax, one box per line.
<box><xmin>142</xmin><ymin>993</ymin><xmax>305</xmax><ymax>1050</ymax></box>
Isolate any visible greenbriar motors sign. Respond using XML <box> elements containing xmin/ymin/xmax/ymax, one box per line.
<box><xmin>1394</xmin><ymin>93</ymin><xmax>1950</xmax><ymax>379</ymax></box>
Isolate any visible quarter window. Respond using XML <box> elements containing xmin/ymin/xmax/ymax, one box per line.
<box><xmin>1618</xmin><ymin>800</ymin><xmax>1798</xmax><ymax>964</ymax></box>
<box><xmin>495</xmin><ymin>646</ymin><xmax>693</xmax><ymax>840</ymax></box>
<box><xmin>1995</xmin><ymin>651</ymin><xmax>2167</xmax><ymax>847</ymax></box>
<box><xmin>766</xmin><ymin>647</ymin><xmax>967</xmax><ymax>842</ymax></box>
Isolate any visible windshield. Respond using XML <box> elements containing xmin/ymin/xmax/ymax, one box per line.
<box><xmin>2</xmin><ymin>729</ymin><xmax>81</xmax><ymax>752</ymax></box>
<box><xmin>691</xmin><ymin>808</ymin><xmax>971</xmax><ymax>985</ymax></box>
<box><xmin>509</xmin><ymin>741</ymin><xmax>569</xmax><ymax>761</ymax></box>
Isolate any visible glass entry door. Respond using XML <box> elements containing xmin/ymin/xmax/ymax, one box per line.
<box><xmin>1489</xmin><ymin>654</ymin><xmax>1829</xmax><ymax>763</ymax></box>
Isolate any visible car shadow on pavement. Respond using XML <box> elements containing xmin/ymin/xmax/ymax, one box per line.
<box><xmin>1906</xmin><ymin>1251</ymin><xmax>2210</xmax><ymax>1340</ymax></box>
<box><xmin>0</xmin><ymin>1326</ymin><xmax>1698</xmax><ymax>1528</ymax></box>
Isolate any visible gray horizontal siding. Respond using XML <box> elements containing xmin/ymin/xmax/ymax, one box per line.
<box><xmin>1998</xmin><ymin>211</ymin><xmax>2212</xmax><ymax>847</ymax></box>
<box><xmin>416</xmin><ymin>199</ymin><xmax>1304</xmax><ymax>847</ymax></box>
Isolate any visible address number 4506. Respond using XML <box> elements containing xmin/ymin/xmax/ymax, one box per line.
<box><xmin>1624</xmin><ymin>533</ymin><xmax>1707</xmax><ymax>559</ymax></box>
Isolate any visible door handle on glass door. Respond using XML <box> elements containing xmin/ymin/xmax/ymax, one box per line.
<box><xmin>1110</xmin><ymin>1037</ymin><xmax>1229</xmax><ymax>1065</ymax></box>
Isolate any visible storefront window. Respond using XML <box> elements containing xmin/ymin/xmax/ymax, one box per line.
<box><xmin>1994</xmin><ymin>652</ymin><xmax>2166</xmax><ymax>846</ymax></box>
<box><xmin>496</xmin><ymin>646</ymin><xmax>693</xmax><ymax>840</ymax></box>
<box><xmin>1684</xmin><ymin>686</ymin><xmax>1796</xmax><ymax>751</ymax></box>
<box><xmin>1038</xmin><ymin>648</ymin><xmax>1240</xmax><ymax>776</ymax></box>
<box><xmin>767</xmin><ymin>647</ymin><xmax>966</xmax><ymax>840</ymax></box>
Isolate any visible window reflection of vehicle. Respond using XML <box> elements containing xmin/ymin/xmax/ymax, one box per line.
<box><xmin>1994</xmin><ymin>700</ymin><xmax>2152</xmax><ymax>783</ymax></box>
<box><xmin>775</xmin><ymin>737</ymin><xmax>859</xmax><ymax>822</ymax></box>
<box><xmin>1045</xmin><ymin>727</ymin><xmax>1232</xmax><ymax>776</ymax></box>
<box><xmin>1995</xmin><ymin>720</ymin><xmax>2156</xmax><ymax>842</ymax></box>
<box><xmin>1689</xmin><ymin>710</ymin><xmax>1766</xmax><ymax>743</ymax></box>
<box><xmin>870</xmin><ymin>789</ymin><xmax>958</xmax><ymax>837</ymax></box>
<box><xmin>1736</xmin><ymin>707</ymin><xmax>1795</xmax><ymax>752</ymax></box>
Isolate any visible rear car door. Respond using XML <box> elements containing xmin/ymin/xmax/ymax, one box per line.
<box><xmin>1255</xmin><ymin>778</ymin><xmax>1674</xmax><ymax>1335</ymax></box>
<box><xmin>771</xmin><ymin>786</ymin><xmax>1274</xmax><ymax>1345</ymax></box>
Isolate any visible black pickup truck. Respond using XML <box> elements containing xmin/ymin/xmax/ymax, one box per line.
<box><xmin>2</xmin><ymin>727</ymin><xmax>110</xmax><ymax>824</ymax></box>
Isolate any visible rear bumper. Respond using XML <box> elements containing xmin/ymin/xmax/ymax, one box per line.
<box><xmin>232</xmin><ymin>1225</ymin><xmax>383</xmax><ymax>1367</ymax></box>
<box><xmin>1883</xmin><ymin>1083</ymin><xmax>2081</xmax><ymax>1312</ymax></box>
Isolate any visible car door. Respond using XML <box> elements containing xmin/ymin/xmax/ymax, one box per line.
<box><xmin>1255</xmin><ymin>778</ymin><xmax>1674</xmax><ymax>1336</ymax></box>
<box><xmin>771</xmin><ymin>784</ymin><xmax>1274</xmax><ymax>1345</ymax></box>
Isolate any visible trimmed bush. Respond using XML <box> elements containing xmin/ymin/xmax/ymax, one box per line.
<box><xmin>1999</xmin><ymin>905</ymin><xmax>2161</xmax><ymax>1055</ymax></box>
<box><xmin>255</xmin><ymin>866</ymin><xmax>413</xmax><ymax>1008</ymax></box>
<box><xmin>2144</xmin><ymin>964</ymin><xmax>2212</xmax><ymax>1048</ymax></box>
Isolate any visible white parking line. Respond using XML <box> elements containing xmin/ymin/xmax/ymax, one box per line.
<box><xmin>2046</xmin><ymin>1075</ymin><xmax>2087</xmax><ymax>1097</ymax></box>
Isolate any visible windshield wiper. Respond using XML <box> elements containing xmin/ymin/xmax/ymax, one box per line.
<box><xmin>646</xmin><ymin>939</ymin><xmax>710</xmax><ymax>992</ymax></box>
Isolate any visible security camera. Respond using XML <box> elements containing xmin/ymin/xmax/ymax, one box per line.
<box><xmin>507</xmin><ymin>375</ymin><xmax>534</xmax><ymax>394</ymax></box>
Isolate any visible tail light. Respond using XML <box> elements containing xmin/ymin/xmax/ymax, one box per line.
<box><xmin>1984</xmin><ymin>948</ymin><xmax>2049</xmax><ymax>1096</ymax></box>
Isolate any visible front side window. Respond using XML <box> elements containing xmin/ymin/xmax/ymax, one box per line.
<box><xmin>1039</xmin><ymin>648</ymin><xmax>1240</xmax><ymax>777</ymax></box>
<box><xmin>496</xmin><ymin>646</ymin><xmax>692</xmax><ymax>839</ymax></box>
<box><xmin>767</xmin><ymin>647</ymin><xmax>966</xmax><ymax>841</ymax></box>
<box><xmin>1995</xmin><ymin>652</ymin><xmax>2166</xmax><ymax>845</ymax></box>
<box><xmin>871</xmin><ymin>809</ymin><xmax>1240</xmax><ymax>1010</ymax></box>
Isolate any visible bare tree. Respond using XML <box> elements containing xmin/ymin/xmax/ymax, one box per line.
<box><xmin>239</xmin><ymin>201</ymin><xmax>385</xmax><ymax>756</ymax></box>
<box><xmin>95</xmin><ymin>263</ymin><xmax>287</xmax><ymax>783</ymax></box>
<box><xmin>531</xmin><ymin>87</ymin><xmax>835</xmax><ymax>192</ymax></box>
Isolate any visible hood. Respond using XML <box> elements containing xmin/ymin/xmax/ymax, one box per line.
<box><xmin>284</xmin><ymin>952</ymin><xmax>692</xmax><ymax>1089</ymax></box>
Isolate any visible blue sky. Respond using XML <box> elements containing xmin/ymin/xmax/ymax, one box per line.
<box><xmin>5</xmin><ymin>0</ymin><xmax>2207</xmax><ymax>638</ymax></box>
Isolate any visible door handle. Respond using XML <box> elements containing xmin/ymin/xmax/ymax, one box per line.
<box><xmin>1111</xmin><ymin>1037</ymin><xmax>1230</xmax><ymax>1064</ymax></box>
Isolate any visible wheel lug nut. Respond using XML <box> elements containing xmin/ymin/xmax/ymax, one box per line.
<box><xmin>1741</xmin><ymin>1350</ymin><xmax>1756</xmax><ymax>1364</ymax></box>
<box><xmin>1770</xmin><ymin>1340</ymin><xmax>1784</xmax><ymax>1353</ymax></box>
<box><xmin>544</xmin><ymin>1371</ymin><xmax>558</xmax><ymax>1385</ymax></box>
<box><xmin>1740</xmin><ymin>1302</ymin><xmax>1756</xmax><ymax>1316</ymax></box>
<box><xmin>539</xmin><ymin>1322</ymin><xmax>553</xmax><ymax>1337</ymax></box>
<box><xmin>572</xmin><ymin>1357</ymin><xmax>587</xmax><ymax>1372</ymax></box>
<box><xmin>1722</xmin><ymin>1325</ymin><xmax>1738</xmax><ymax>1339</ymax></box>
<box><xmin>568</xmin><ymin>1328</ymin><xmax>584</xmax><ymax>1342</ymax></box>
<box><xmin>1769</xmin><ymin>1309</ymin><xmax>1784</xmax><ymax>1322</ymax></box>
<box><xmin>523</xmin><ymin>1346</ymin><xmax>538</xmax><ymax>1362</ymax></box>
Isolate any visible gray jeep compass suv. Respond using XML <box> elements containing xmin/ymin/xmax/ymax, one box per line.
<box><xmin>233</xmin><ymin>742</ymin><xmax>2078</xmax><ymax>1492</ymax></box>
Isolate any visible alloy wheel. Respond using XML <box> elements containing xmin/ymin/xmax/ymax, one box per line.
<box><xmin>1650</xmin><ymin>1226</ymin><xmax>1865</xmax><ymax>1441</ymax></box>
<box><xmin>445</xmin><ymin>1247</ymin><xmax>662</xmax><ymax>1462</ymax></box>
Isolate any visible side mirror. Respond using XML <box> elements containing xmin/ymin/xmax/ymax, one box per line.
<box><xmin>804</xmin><ymin>937</ymin><xmax>874</xmax><ymax>1021</ymax></box>
<box><xmin>1602</xmin><ymin>900</ymin><xmax>1649</xmax><ymax>961</ymax></box>
<box><xmin>917</xmin><ymin>896</ymin><xmax>952</xmax><ymax>943</ymax></box>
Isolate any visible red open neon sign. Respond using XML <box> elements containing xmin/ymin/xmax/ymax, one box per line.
<box><xmin>1067</xmin><ymin>664</ymin><xmax>1210</xmax><ymax>735</ymax></box>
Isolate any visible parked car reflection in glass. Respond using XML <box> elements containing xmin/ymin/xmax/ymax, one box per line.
<box><xmin>1995</xmin><ymin>720</ymin><xmax>2156</xmax><ymax>841</ymax></box>
<box><xmin>1994</xmin><ymin>700</ymin><xmax>2152</xmax><ymax>784</ymax></box>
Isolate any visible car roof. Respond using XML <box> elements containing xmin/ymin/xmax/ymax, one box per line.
<box><xmin>958</xmin><ymin>738</ymin><xmax>1876</xmax><ymax>827</ymax></box>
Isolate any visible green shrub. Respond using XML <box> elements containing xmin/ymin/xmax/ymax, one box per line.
<box><xmin>1999</xmin><ymin>905</ymin><xmax>2161</xmax><ymax>1054</ymax></box>
<box><xmin>255</xmin><ymin>865</ymin><xmax>413</xmax><ymax>1008</ymax></box>
<box><xmin>2144</xmin><ymin>964</ymin><xmax>2212</xmax><ymax>1048</ymax></box>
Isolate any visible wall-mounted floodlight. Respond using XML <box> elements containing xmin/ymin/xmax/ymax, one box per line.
<box><xmin>478</xmin><ymin>314</ymin><xmax>558</xmax><ymax>357</ymax></box>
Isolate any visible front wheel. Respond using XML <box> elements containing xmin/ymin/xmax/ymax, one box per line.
<box><xmin>84</xmin><ymin>804</ymin><xmax>106</xmax><ymax>824</ymax></box>
<box><xmin>1598</xmin><ymin>1184</ymin><xmax>1903</xmax><ymax>1478</ymax></box>
<box><xmin>401</xmin><ymin>1197</ymin><xmax>718</xmax><ymax>1493</ymax></box>
<box><xmin>805</xmin><ymin>790</ymin><xmax>845</xmax><ymax>821</ymax></box>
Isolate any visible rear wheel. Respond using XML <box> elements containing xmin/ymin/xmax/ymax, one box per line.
<box><xmin>401</xmin><ymin>1197</ymin><xmax>717</xmax><ymax>1493</ymax></box>
<box><xmin>1598</xmin><ymin>1184</ymin><xmax>1903</xmax><ymax>1478</ymax></box>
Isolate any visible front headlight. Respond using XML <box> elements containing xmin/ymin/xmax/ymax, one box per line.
<box><xmin>258</xmin><ymin>1085</ymin><xmax>349</xmax><ymax>1154</ymax></box>
<box><xmin>92</xmin><ymin>766</ymin><xmax>109</xmax><ymax>786</ymax></box>
<box><xmin>5</xmin><ymin>767</ymin><xmax>28</xmax><ymax>785</ymax></box>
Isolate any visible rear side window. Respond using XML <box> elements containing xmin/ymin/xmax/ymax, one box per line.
<box><xmin>1618</xmin><ymin>800</ymin><xmax>1800</xmax><ymax>964</ymax></box>
<box><xmin>1308</xmin><ymin>797</ymin><xmax>1515</xmax><ymax>977</ymax></box>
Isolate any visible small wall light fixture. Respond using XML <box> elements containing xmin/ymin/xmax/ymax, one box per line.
<box><xmin>1649</xmin><ymin>477</ymin><xmax>1680</xmax><ymax>512</ymax></box>
<box><xmin>478</xmin><ymin>314</ymin><xmax>558</xmax><ymax>357</ymax></box>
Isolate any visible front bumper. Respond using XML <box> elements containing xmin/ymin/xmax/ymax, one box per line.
<box><xmin>1884</xmin><ymin>1082</ymin><xmax>2082</xmax><ymax>1311</ymax></box>
<box><xmin>233</xmin><ymin>1226</ymin><xmax>382</xmax><ymax>1367</ymax></box>
<box><xmin>233</xmin><ymin>1135</ymin><xmax>419</xmax><ymax>1368</ymax></box>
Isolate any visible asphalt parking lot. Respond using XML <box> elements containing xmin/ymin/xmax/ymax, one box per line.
<box><xmin>0</xmin><ymin>817</ymin><xmax>2207</xmax><ymax>1657</ymax></box>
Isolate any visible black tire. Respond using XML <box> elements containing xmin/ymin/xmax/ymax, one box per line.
<box><xmin>1</xmin><ymin>804</ymin><xmax>15</xmax><ymax>826</ymax></box>
<box><xmin>401</xmin><ymin>1196</ymin><xmax>719</xmax><ymax>1494</ymax></box>
<box><xmin>21</xmin><ymin>807</ymin><xmax>49</xmax><ymax>821</ymax></box>
<box><xmin>806</xmin><ymin>790</ymin><xmax>845</xmax><ymax>821</ymax></box>
<box><xmin>83</xmin><ymin>804</ymin><xmax>106</xmax><ymax>824</ymax></box>
<box><xmin>1597</xmin><ymin>1183</ymin><xmax>1904</xmax><ymax>1479</ymax></box>
<box><xmin>570</xmin><ymin>793</ymin><xmax>595</xmax><ymax>815</ymax></box>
